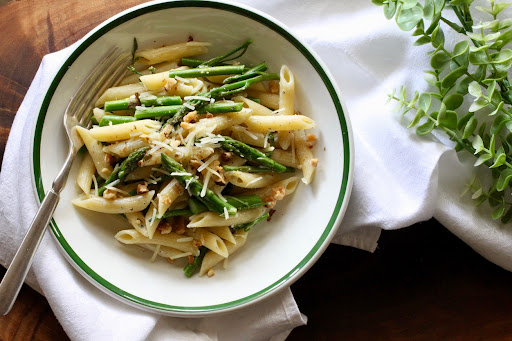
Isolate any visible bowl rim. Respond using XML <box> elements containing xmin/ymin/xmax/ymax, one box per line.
<box><xmin>31</xmin><ymin>0</ymin><xmax>354</xmax><ymax>316</ymax></box>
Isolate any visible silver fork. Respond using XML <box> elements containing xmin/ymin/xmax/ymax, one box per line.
<box><xmin>0</xmin><ymin>47</ymin><xmax>131</xmax><ymax>315</ymax></box>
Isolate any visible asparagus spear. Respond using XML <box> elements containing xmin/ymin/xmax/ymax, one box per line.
<box><xmin>160</xmin><ymin>154</ymin><xmax>237</xmax><ymax>216</ymax></box>
<box><xmin>135</xmin><ymin>102</ymin><xmax>243</xmax><ymax>119</ymax></box>
<box><xmin>232</xmin><ymin>213</ymin><xmax>270</xmax><ymax>232</ymax></box>
<box><xmin>198</xmin><ymin>40</ymin><xmax>253</xmax><ymax>67</ymax></box>
<box><xmin>183</xmin><ymin>246</ymin><xmax>207</xmax><ymax>277</ymax></box>
<box><xmin>97</xmin><ymin>147</ymin><xmax>149</xmax><ymax>196</ymax></box>
<box><xmin>168</xmin><ymin>65</ymin><xmax>245</xmax><ymax>79</ymax></box>
<box><xmin>219</xmin><ymin>137</ymin><xmax>287</xmax><ymax>172</ymax></box>
<box><xmin>197</xmin><ymin>102</ymin><xmax>243</xmax><ymax>114</ymax></box>
<box><xmin>165</xmin><ymin>73</ymin><xmax>279</xmax><ymax>127</ymax></box>
<box><xmin>104</xmin><ymin>96</ymin><xmax>182</xmax><ymax>111</ymax></box>
<box><xmin>225</xmin><ymin>195</ymin><xmax>266</xmax><ymax>210</ymax></box>
<box><xmin>223</xmin><ymin>62</ymin><xmax>268</xmax><ymax>84</ymax></box>
<box><xmin>99</xmin><ymin>115</ymin><xmax>136</xmax><ymax>127</ymax></box>
<box><xmin>223</xmin><ymin>165</ymin><xmax>295</xmax><ymax>173</ymax></box>
<box><xmin>162</xmin><ymin>208</ymin><xmax>193</xmax><ymax>218</ymax></box>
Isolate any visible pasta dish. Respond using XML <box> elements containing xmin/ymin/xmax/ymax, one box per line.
<box><xmin>72</xmin><ymin>39</ymin><xmax>318</xmax><ymax>277</ymax></box>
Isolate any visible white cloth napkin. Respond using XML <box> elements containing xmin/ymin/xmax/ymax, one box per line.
<box><xmin>3</xmin><ymin>0</ymin><xmax>512</xmax><ymax>340</ymax></box>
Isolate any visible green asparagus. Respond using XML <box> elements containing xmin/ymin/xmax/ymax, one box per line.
<box><xmin>104</xmin><ymin>96</ymin><xmax>182</xmax><ymax>111</ymax></box>
<box><xmin>183</xmin><ymin>246</ymin><xmax>207</xmax><ymax>277</ymax></box>
<box><xmin>99</xmin><ymin>115</ymin><xmax>136</xmax><ymax>127</ymax></box>
<box><xmin>232</xmin><ymin>213</ymin><xmax>270</xmax><ymax>232</ymax></box>
<box><xmin>223</xmin><ymin>62</ymin><xmax>268</xmax><ymax>84</ymax></box>
<box><xmin>168</xmin><ymin>65</ymin><xmax>245</xmax><ymax>79</ymax></box>
<box><xmin>223</xmin><ymin>165</ymin><xmax>294</xmax><ymax>173</ymax></box>
<box><xmin>160</xmin><ymin>154</ymin><xmax>237</xmax><ymax>216</ymax></box>
<box><xmin>220</xmin><ymin>137</ymin><xmax>287</xmax><ymax>172</ymax></box>
<box><xmin>162</xmin><ymin>208</ymin><xmax>193</xmax><ymax>218</ymax></box>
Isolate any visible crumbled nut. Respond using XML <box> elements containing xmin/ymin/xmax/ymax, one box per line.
<box><xmin>183</xmin><ymin>111</ymin><xmax>198</xmax><ymax>123</ymax></box>
<box><xmin>164</xmin><ymin>78</ymin><xmax>178</xmax><ymax>93</ymax></box>
<box><xmin>158</xmin><ymin>221</ymin><xmax>172</xmax><ymax>234</ymax></box>
<box><xmin>101</xmin><ymin>167</ymin><xmax>110</xmax><ymax>174</ymax></box>
<box><xmin>105</xmin><ymin>153</ymin><xmax>115</xmax><ymax>166</ymax></box>
<box><xmin>207</xmin><ymin>269</ymin><xmax>215</xmax><ymax>277</ymax></box>
<box><xmin>137</xmin><ymin>183</ymin><xmax>149</xmax><ymax>194</ymax></box>
<box><xmin>174</xmin><ymin>216</ymin><xmax>186</xmax><ymax>235</ymax></box>
<box><xmin>306</xmin><ymin>134</ymin><xmax>318</xmax><ymax>149</ymax></box>
<box><xmin>135</xmin><ymin>218</ymin><xmax>142</xmax><ymax>225</ymax></box>
<box><xmin>311</xmin><ymin>158</ymin><xmax>318</xmax><ymax>167</ymax></box>
<box><xmin>180</xmin><ymin>122</ymin><xmax>195</xmax><ymax>130</ymax></box>
<box><xmin>265</xmin><ymin>201</ymin><xmax>276</xmax><ymax>209</ymax></box>
<box><xmin>192</xmin><ymin>239</ymin><xmax>202</xmax><ymax>248</ymax></box>
<box><xmin>268</xmin><ymin>81</ymin><xmax>279</xmax><ymax>94</ymax></box>
<box><xmin>272</xmin><ymin>186</ymin><xmax>286</xmax><ymax>201</ymax></box>
<box><xmin>267</xmin><ymin>209</ymin><xmax>276</xmax><ymax>221</ymax></box>
<box><xmin>167</xmin><ymin>258</ymin><xmax>175</xmax><ymax>264</ymax></box>
<box><xmin>188</xmin><ymin>255</ymin><xmax>195</xmax><ymax>264</ymax></box>
<box><xmin>206</xmin><ymin>113</ymin><xmax>214</xmax><ymax>118</ymax></box>
<box><xmin>190</xmin><ymin>159</ymin><xmax>202</xmax><ymax>169</ymax></box>
<box><xmin>103</xmin><ymin>188</ymin><xmax>117</xmax><ymax>200</ymax></box>
<box><xmin>221</xmin><ymin>152</ymin><xmax>233</xmax><ymax>162</ymax></box>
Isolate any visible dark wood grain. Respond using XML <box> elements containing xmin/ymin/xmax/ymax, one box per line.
<box><xmin>2</xmin><ymin>1</ymin><xmax>512</xmax><ymax>340</ymax></box>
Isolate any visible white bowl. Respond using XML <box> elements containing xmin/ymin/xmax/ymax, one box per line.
<box><xmin>31</xmin><ymin>0</ymin><xmax>353</xmax><ymax>316</ymax></box>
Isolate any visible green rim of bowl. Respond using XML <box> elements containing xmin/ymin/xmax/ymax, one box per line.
<box><xmin>32</xmin><ymin>0</ymin><xmax>352</xmax><ymax>314</ymax></box>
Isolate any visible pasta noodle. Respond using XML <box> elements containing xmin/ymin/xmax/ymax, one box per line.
<box><xmin>73</xmin><ymin>39</ymin><xmax>317</xmax><ymax>278</ymax></box>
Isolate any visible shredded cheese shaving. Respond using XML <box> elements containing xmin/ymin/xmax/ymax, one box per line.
<box><xmin>245</xmin><ymin>176</ymin><xmax>263</xmax><ymax>188</ymax></box>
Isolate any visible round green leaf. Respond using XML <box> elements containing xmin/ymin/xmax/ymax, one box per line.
<box><xmin>396</xmin><ymin>4</ymin><xmax>423</xmax><ymax>31</ymax></box>
<box><xmin>452</xmin><ymin>40</ymin><xmax>469</xmax><ymax>58</ymax></box>
<box><xmin>442</xmin><ymin>93</ymin><xmax>464</xmax><ymax>110</ymax></box>
<box><xmin>384</xmin><ymin>1</ymin><xmax>397</xmax><ymax>19</ymax></box>
<box><xmin>456</xmin><ymin>76</ymin><xmax>473</xmax><ymax>95</ymax></box>
<box><xmin>431</xmin><ymin>51</ymin><xmax>450</xmax><ymax>70</ymax></box>
<box><xmin>441</xmin><ymin>66</ymin><xmax>467</xmax><ymax>88</ymax></box>
<box><xmin>407</xmin><ymin>109</ymin><xmax>425</xmax><ymax>128</ymax></box>
<box><xmin>418</xmin><ymin>93</ymin><xmax>432</xmax><ymax>112</ymax></box>
<box><xmin>462</xmin><ymin>116</ymin><xmax>477</xmax><ymax>139</ymax></box>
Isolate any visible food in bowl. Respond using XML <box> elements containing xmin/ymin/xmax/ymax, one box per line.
<box><xmin>72</xmin><ymin>39</ymin><xmax>319</xmax><ymax>278</ymax></box>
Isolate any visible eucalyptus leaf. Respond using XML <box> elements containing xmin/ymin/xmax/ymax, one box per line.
<box><xmin>431</xmin><ymin>51</ymin><xmax>450</xmax><ymax>70</ymax></box>
<box><xmin>408</xmin><ymin>109</ymin><xmax>426</xmax><ymax>128</ymax></box>
<box><xmin>469</xmin><ymin>98</ymin><xmax>488</xmax><ymax>112</ymax></box>
<box><xmin>492</xmin><ymin>201</ymin><xmax>506</xmax><ymax>220</ymax></box>
<box><xmin>472</xmin><ymin>135</ymin><xmax>484</xmax><ymax>154</ymax></box>
<box><xmin>396</xmin><ymin>4</ymin><xmax>423</xmax><ymax>31</ymax></box>
<box><xmin>490</xmin><ymin>153</ymin><xmax>507</xmax><ymax>168</ymax></box>
<box><xmin>456</xmin><ymin>76</ymin><xmax>473</xmax><ymax>95</ymax></box>
<box><xmin>490</xmin><ymin>114</ymin><xmax>510</xmax><ymax>135</ymax></box>
<box><xmin>452</xmin><ymin>40</ymin><xmax>469</xmax><ymax>58</ymax></box>
<box><xmin>462</xmin><ymin>115</ymin><xmax>477</xmax><ymax>139</ymax></box>
<box><xmin>443</xmin><ymin>93</ymin><xmax>464</xmax><ymax>110</ymax></box>
<box><xmin>423</xmin><ymin>0</ymin><xmax>434</xmax><ymax>20</ymax></box>
<box><xmin>418</xmin><ymin>93</ymin><xmax>432</xmax><ymax>112</ymax></box>
<box><xmin>441</xmin><ymin>66</ymin><xmax>467</xmax><ymax>88</ymax></box>
<box><xmin>414</xmin><ymin>36</ymin><xmax>431</xmax><ymax>46</ymax></box>
<box><xmin>474</xmin><ymin>153</ymin><xmax>492</xmax><ymax>166</ymax></box>
<box><xmin>384</xmin><ymin>1</ymin><xmax>397</xmax><ymax>19</ymax></box>
<box><xmin>431</xmin><ymin>24</ymin><xmax>445</xmax><ymax>48</ymax></box>
<box><xmin>468</xmin><ymin>81</ymin><xmax>482</xmax><ymax>98</ymax></box>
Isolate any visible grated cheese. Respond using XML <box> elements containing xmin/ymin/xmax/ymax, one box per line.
<box><xmin>150</xmin><ymin>244</ymin><xmax>161</xmax><ymax>262</ymax></box>
<box><xmin>152</xmin><ymin>168</ymin><xmax>172</xmax><ymax>177</ymax></box>
<box><xmin>263</xmin><ymin>132</ymin><xmax>270</xmax><ymax>148</ymax></box>
<box><xmin>92</xmin><ymin>174</ymin><xmax>99</xmax><ymax>196</ymax></box>
<box><xmin>223</xmin><ymin>207</ymin><xmax>229</xmax><ymax>220</ymax></box>
<box><xmin>170</xmin><ymin>251</ymin><xmax>192</xmax><ymax>260</ymax></box>
<box><xmin>245</xmin><ymin>176</ymin><xmax>263</xmax><ymax>188</ymax></box>
<box><xmin>175</xmin><ymin>76</ymin><xmax>191</xmax><ymax>83</ymax></box>
<box><xmin>171</xmin><ymin>172</ymin><xmax>192</xmax><ymax>176</ymax></box>
<box><xmin>197</xmin><ymin>154</ymin><xmax>218</xmax><ymax>172</ymax></box>
<box><xmin>177</xmin><ymin>237</ymin><xmax>193</xmax><ymax>242</ymax></box>
<box><xmin>184</xmin><ymin>95</ymin><xmax>210</xmax><ymax>101</ymax></box>
<box><xmin>244</xmin><ymin>129</ymin><xmax>258</xmax><ymax>140</ymax></box>
<box><xmin>183</xmin><ymin>103</ymin><xmax>196</xmax><ymax>110</ymax></box>
<box><xmin>201</xmin><ymin>171</ymin><xmax>212</xmax><ymax>197</ymax></box>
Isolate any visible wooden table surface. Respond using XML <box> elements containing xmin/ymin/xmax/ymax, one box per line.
<box><xmin>2</xmin><ymin>1</ymin><xmax>512</xmax><ymax>340</ymax></box>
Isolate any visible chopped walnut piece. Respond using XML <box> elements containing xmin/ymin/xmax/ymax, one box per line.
<box><xmin>180</xmin><ymin>122</ymin><xmax>195</xmax><ymax>130</ymax></box>
<box><xmin>105</xmin><ymin>153</ymin><xmax>115</xmax><ymax>166</ymax></box>
<box><xmin>267</xmin><ymin>209</ymin><xmax>276</xmax><ymax>221</ymax></box>
<box><xmin>167</xmin><ymin>258</ymin><xmax>175</xmax><ymax>264</ymax></box>
<box><xmin>207</xmin><ymin>269</ymin><xmax>215</xmax><ymax>277</ymax></box>
<box><xmin>174</xmin><ymin>216</ymin><xmax>186</xmax><ymax>235</ymax></box>
<box><xmin>206</xmin><ymin>113</ymin><xmax>214</xmax><ymax>118</ymax></box>
<box><xmin>311</xmin><ymin>158</ymin><xmax>318</xmax><ymax>167</ymax></box>
<box><xmin>221</xmin><ymin>152</ymin><xmax>233</xmax><ymax>162</ymax></box>
<box><xmin>192</xmin><ymin>239</ymin><xmax>202</xmax><ymax>248</ymax></box>
<box><xmin>190</xmin><ymin>159</ymin><xmax>202</xmax><ymax>170</ymax></box>
<box><xmin>268</xmin><ymin>81</ymin><xmax>279</xmax><ymax>94</ymax></box>
<box><xmin>187</xmin><ymin>255</ymin><xmax>195</xmax><ymax>264</ymax></box>
<box><xmin>137</xmin><ymin>182</ymin><xmax>149</xmax><ymax>194</ymax></box>
<box><xmin>306</xmin><ymin>134</ymin><xmax>318</xmax><ymax>149</ymax></box>
<box><xmin>164</xmin><ymin>78</ymin><xmax>178</xmax><ymax>93</ymax></box>
<box><xmin>103</xmin><ymin>188</ymin><xmax>117</xmax><ymax>200</ymax></box>
<box><xmin>158</xmin><ymin>221</ymin><xmax>172</xmax><ymax>234</ymax></box>
<box><xmin>265</xmin><ymin>201</ymin><xmax>276</xmax><ymax>209</ymax></box>
<box><xmin>183</xmin><ymin>111</ymin><xmax>198</xmax><ymax>123</ymax></box>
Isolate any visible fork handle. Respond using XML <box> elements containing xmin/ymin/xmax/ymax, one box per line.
<box><xmin>0</xmin><ymin>189</ymin><xmax>60</xmax><ymax>315</ymax></box>
<box><xmin>0</xmin><ymin>148</ymin><xmax>75</xmax><ymax>315</ymax></box>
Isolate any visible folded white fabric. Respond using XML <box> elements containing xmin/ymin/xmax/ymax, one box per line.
<box><xmin>3</xmin><ymin>0</ymin><xmax>512</xmax><ymax>340</ymax></box>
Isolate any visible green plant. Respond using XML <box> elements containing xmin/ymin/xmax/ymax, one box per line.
<box><xmin>373</xmin><ymin>0</ymin><xmax>512</xmax><ymax>222</ymax></box>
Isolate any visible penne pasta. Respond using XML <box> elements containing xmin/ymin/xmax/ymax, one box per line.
<box><xmin>102</xmin><ymin>138</ymin><xmax>150</xmax><ymax>158</ymax></box>
<box><xmin>115</xmin><ymin>229</ymin><xmax>199</xmax><ymax>255</ymax></box>
<box><xmin>95</xmin><ymin>83</ymin><xmax>146</xmax><ymax>107</ymax></box>
<box><xmin>244</xmin><ymin>115</ymin><xmax>315</xmax><ymax>132</ymax></box>
<box><xmin>193</xmin><ymin>228</ymin><xmax>228</xmax><ymax>258</ymax></box>
<box><xmin>246</xmin><ymin>90</ymin><xmax>279</xmax><ymax>109</ymax></box>
<box><xmin>88</xmin><ymin>120</ymin><xmax>161</xmax><ymax>142</ymax></box>
<box><xmin>294</xmin><ymin>130</ymin><xmax>317</xmax><ymax>184</ymax></box>
<box><xmin>232</xmin><ymin>96</ymin><xmax>274</xmax><ymax>116</ymax></box>
<box><xmin>135</xmin><ymin>41</ymin><xmax>211</xmax><ymax>65</ymax></box>
<box><xmin>188</xmin><ymin>206</ymin><xmax>266</xmax><ymax>228</ymax></box>
<box><xmin>225</xmin><ymin>171</ymin><xmax>287</xmax><ymax>189</ymax></box>
<box><xmin>76</xmin><ymin>153</ymin><xmax>96</xmax><ymax>194</ymax></box>
<box><xmin>199</xmin><ymin>231</ymin><xmax>248</xmax><ymax>276</ymax></box>
<box><xmin>205</xmin><ymin>226</ymin><xmax>236</xmax><ymax>244</ymax></box>
<box><xmin>72</xmin><ymin>191</ymin><xmax>155</xmax><ymax>214</ymax></box>
<box><xmin>75</xmin><ymin>126</ymin><xmax>113</xmax><ymax>180</ymax></box>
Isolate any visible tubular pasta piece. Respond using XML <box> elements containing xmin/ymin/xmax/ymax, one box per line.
<box><xmin>135</xmin><ymin>41</ymin><xmax>211</xmax><ymax>65</ymax></box>
<box><xmin>115</xmin><ymin>229</ymin><xmax>199</xmax><ymax>255</ymax></box>
<box><xmin>72</xmin><ymin>191</ymin><xmax>155</xmax><ymax>214</ymax></box>
<box><xmin>76</xmin><ymin>153</ymin><xmax>95</xmax><ymax>194</ymax></box>
<box><xmin>294</xmin><ymin>130</ymin><xmax>317</xmax><ymax>184</ymax></box>
<box><xmin>205</xmin><ymin>226</ymin><xmax>236</xmax><ymax>244</ymax></box>
<box><xmin>188</xmin><ymin>206</ymin><xmax>266</xmax><ymax>228</ymax></box>
<box><xmin>244</xmin><ymin>115</ymin><xmax>315</xmax><ymax>133</ymax></box>
<box><xmin>88</xmin><ymin>120</ymin><xmax>161</xmax><ymax>142</ymax></box>
<box><xmin>95</xmin><ymin>83</ymin><xmax>146</xmax><ymax>107</ymax></box>
<box><xmin>194</xmin><ymin>228</ymin><xmax>228</xmax><ymax>258</ymax></box>
<box><xmin>232</xmin><ymin>96</ymin><xmax>274</xmax><ymax>116</ymax></box>
<box><xmin>75</xmin><ymin>126</ymin><xmax>112</xmax><ymax>180</ymax></box>
<box><xmin>246</xmin><ymin>90</ymin><xmax>279</xmax><ymax>110</ymax></box>
<box><xmin>199</xmin><ymin>231</ymin><xmax>248</xmax><ymax>276</ymax></box>
<box><xmin>225</xmin><ymin>171</ymin><xmax>287</xmax><ymax>189</ymax></box>
<box><xmin>103</xmin><ymin>138</ymin><xmax>150</xmax><ymax>158</ymax></box>
<box><xmin>125</xmin><ymin>212</ymin><xmax>148</xmax><ymax>237</ymax></box>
